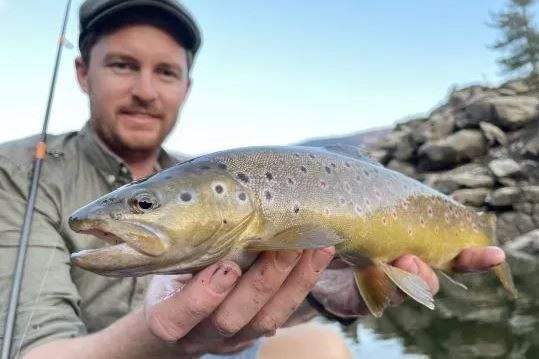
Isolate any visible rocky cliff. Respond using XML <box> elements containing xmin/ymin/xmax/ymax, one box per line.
<box><xmin>352</xmin><ymin>78</ymin><xmax>539</xmax><ymax>250</ymax></box>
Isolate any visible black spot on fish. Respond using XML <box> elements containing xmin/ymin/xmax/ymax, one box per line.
<box><xmin>164</xmin><ymin>175</ymin><xmax>173</xmax><ymax>180</ymax></box>
<box><xmin>331</xmin><ymin>162</ymin><xmax>336</xmax><ymax>168</ymax></box>
<box><xmin>218</xmin><ymin>163</ymin><xmax>227</xmax><ymax>170</ymax></box>
<box><xmin>180</xmin><ymin>192</ymin><xmax>192</xmax><ymax>202</ymax></box>
<box><xmin>287</xmin><ymin>177</ymin><xmax>295</xmax><ymax>185</ymax></box>
<box><xmin>345</xmin><ymin>162</ymin><xmax>351</xmax><ymax>168</ymax></box>
<box><xmin>238</xmin><ymin>192</ymin><xmax>247</xmax><ymax>201</ymax></box>
<box><xmin>237</xmin><ymin>173</ymin><xmax>249</xmax><ymax>183</ymax></box>
<box><xmin>265</xmin><ymin>190</ymin><xmax>272</xmax><ymax>200</ymax></box>
<box><xmin>223</xmin><ymin>219</ymin><xmax>228</xmax><ymax>224</ymax></box>
<box><xmin>293</xmin><ymin>205</ymin><xmax>300</xmax><ymax>214</ymax></box>
<box><xmin>300</xmin><ymin>166</ymin><xmax>307</xmax><ymax>173</ymax></box>
<box><xmin>200</xmin><ymin>165</ymin><xmax>211</xmax><ymax>170</ymax></box>
<box><xmin>325</xmin><ymin>166</ymin><xmax>331</xmax><ymax>174</ymax></box>
<box><xmin>266</xmin><ymin>172</ymin><xmax>273</xmax><ymax>181</ymax></box>
<box><xmin>363</xmin><ymin>169</ymin><xmax>370</xmax><ymax>177</ymax></box>
<box><xmin>294</xmin><ymin>153</ymin><xmax>300</xmax><ymax>158</ymax></box>
<box><xmin>214</xmin><ymin>185</ymin><xmax>224</xmax><ymax>194</ymax></box>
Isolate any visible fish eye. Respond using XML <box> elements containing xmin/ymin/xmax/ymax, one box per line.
<box><xmin>131</xmin><ymin>193</ymin><xmax>158</xmax><ymax>213</ymax></box>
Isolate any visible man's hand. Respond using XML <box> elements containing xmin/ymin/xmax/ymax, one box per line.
<box><xmin>144</xmin><ymin>248</ymin><xmax>335</xmax><ymax>357</ymax></box>
<box><xmin>310</xmin><ymin>246</ymin><xmax>506</xmax><ymax>318</ymax></box>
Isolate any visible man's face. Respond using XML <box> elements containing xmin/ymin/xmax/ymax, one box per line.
<box><xmin>76</xmin><ymin>24</ymin><xmax>191</xmax><ymax>156</ymax></box>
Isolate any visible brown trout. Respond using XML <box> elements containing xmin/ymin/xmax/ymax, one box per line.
<box><xmin>69</xmin><ymin>145</ymin><xmax>517</xmax><ymax>317</ymax></box>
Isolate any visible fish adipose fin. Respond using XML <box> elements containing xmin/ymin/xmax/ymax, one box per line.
<box><xmin>245</xmin><ymin>225</ymin><xmax>344</xmax><ymax>251</ymax></box>
<box><xmin>353</xmin><ymin>264</ymin><xmax>396</xmax><ymax>317</ymax></box>
<box><xmin>437</xmin><ymin>270</ymin><xmax>468</xmax><ymax>290</ymax></box>
<box><xmin>378</xmin><ymin>261</ymin><xmax>435</xmax><ymax>311</ymax></box>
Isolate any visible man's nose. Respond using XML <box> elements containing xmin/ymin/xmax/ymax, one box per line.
<box><xmin>132</xmin><ymin>70</ymin><xmax>158</xmax><ymax>102</ymax></box>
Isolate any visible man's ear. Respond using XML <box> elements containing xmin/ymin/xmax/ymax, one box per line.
<box><xmin>75</xmin><ymin>56</ymin><xmax>89</xmax><ymax>94</ymax></box>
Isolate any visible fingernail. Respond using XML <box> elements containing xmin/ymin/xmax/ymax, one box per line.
<box><xmin>486</xmin><ymin>246</ymin><xmax>505</xmax><ymax>264</ymax></box>
<box><xmin>312</xmin><ymin>247</ymin><xmax>335</xmax><ymax>271</ymax></box>
<box><xmin>209</xmin><ymin>264</ymin><xmax>240</xmax><ymax>294</ymax></box>
<box><xmin>275</xmin><ymin>250</ymin><xmax>302</xmax><ymax>271</ymax></box>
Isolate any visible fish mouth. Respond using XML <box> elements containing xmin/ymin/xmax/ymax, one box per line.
<box><xmin>69</xmin><ymin>219</ymin><xmax>171</xmax><ymax>276</ymax></box>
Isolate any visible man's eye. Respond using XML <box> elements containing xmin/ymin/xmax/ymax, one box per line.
<box><xmin>109</xmin><ymin>62</ymin><xmax>135</xmax><ymax>73</ymax></box>
<box><xmin>158</xmin><ymin>68</ymin><xmax>181</xmax><ymax>80</ymax></box>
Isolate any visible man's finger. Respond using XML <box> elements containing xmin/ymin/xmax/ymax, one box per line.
<box><xmin>234</xmin><ymin>247</ymin><xmax>335</xmax><ymax>342</ymax></box>
<box><xmin>392</xmin><ymin>254</ymin><xmax>439</xmax><ymax>295</ymax></box>
<box><xmin>452</xmin><ymin>246</ymin><xmax>505</xmax><ymax>273</ymax></box>
<box><xmin>202</xmin><ymin>250</ymin><xmax>302</xmax><ymax>340</ymax></box>
<box><xmin>145</xmin><ymin>261</ymin><xmax>241</xmax><ymax>342</ymax></box>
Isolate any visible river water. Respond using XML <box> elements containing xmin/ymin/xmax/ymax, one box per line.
<box><xmin>326</xmin><ymin>254</ymin><xmax>538</xmax><ymax>358</ymax></box>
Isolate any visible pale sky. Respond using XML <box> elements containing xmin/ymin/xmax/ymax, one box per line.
<box><xmin>0</xmin><ymin>0</ymin><xmax>520</xmax><ymax>155</ymax></box>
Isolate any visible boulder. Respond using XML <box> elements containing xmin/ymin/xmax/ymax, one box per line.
<box><xmin>485</xmin><ymin>187</ymin><xmax>521</xmax><ymax>207</ymax></box>
<box><xmin>386</xmin><ymin>159</ymin><xmax>417</xmax><ymax>177</ymax></box>
<box><xmin>479</xmin><ymin>121</ymin><xmax>507</xmax><ymax>147</ymax></box>
<box><xmin>488</xmin><ymin>158</ymin><xmax>523</xmax><ymax>178</ymax></box>
<box><xmin>450</xmin><ymin>188</ymin><xmax>490</xmax><ymax>207</ymax></box>
<box><xmin>425</xmin><ymin>164</ymin><xmax>494</xmax><ymax>192</ymax></box>
<box><xmin>490</xmin><ymin>96</ymin><xmax>539</xmax><ymax>130</ymax></box>
<box><xmin>504</xmin><ymin>229</ymin><xmax>539</xmax><ymax>256</ymax></box>
<box><xmin>418</xmin><ymin>130</ymin><xmax>487</xmax><ymax>170</ymax></box>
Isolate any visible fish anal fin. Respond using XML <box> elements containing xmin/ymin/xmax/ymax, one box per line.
<box><xmin>437</xmin><ymin>270</ymin><xmax>468</xmax><ymax>291</ymax></box>
<box><xmin>353</xmin><ymin>265</ymin><xmax>396</xmax><ymax>318</ymax></box>
<box><xmin>245</xmin><ymin>225</ymin><xmax>344</xmax><ymax>251</ymax></box>
<box><xmin>378</xmin><ymin>261</ymin><xmax>435</xmax><ymax>310</ymax></box>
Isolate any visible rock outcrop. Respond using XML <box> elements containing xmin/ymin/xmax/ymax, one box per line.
<box><xmin>365</xmin><ymin>78</ymin><xmax>539</xmax><ymax>246</ymax></box>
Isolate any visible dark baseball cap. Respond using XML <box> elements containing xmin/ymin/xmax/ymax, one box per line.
<box><xmin>79</xmin><ymin>0</ymin><xmax>202</xmax><ymax>55</ymax></box>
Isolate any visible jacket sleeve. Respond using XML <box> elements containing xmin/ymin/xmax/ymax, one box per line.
<box><xmin>0</xmin><ymin>156</ymin><xmax>87</xmax><ymax>358</ymax></box>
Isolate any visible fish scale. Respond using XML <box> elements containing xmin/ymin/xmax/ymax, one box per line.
<box><xmin>69</xmin><ymin>145</ymin><xmax>517</xmax><ymax>317</ymax></box>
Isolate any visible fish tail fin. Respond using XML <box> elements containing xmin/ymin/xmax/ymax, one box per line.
<box><xmin>493</xmin><ymin>261</ymin><xmax>518</xmax><ymax>298</ymax></box>
<box><xmin>481</xmin><ymin>212</ymin><xmax>518</xmax><ymax>298</ymax></box>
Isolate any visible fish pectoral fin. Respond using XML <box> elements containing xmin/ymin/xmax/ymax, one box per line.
<box><xmin>244</xmin><ymin>225</ymin><xmax>344</xmax><ymax>251</ymax></box>
<box><xmin>378</xmin><ymin>261</ymin><xmax>435</xmax><ymax>310</ymax></box>
<box><xmin>437</xmin><ymin>270</ymin><xmax>468</xmax><ymax>291</ymax></box>
<box><xmin>353</xmin><ymin>265</ymin><xmax>396</xmax><ymax>318</ymax></box>
<box><xmin>123</xmin><ymin>234</ymin><xmax>167</xmax><ymax>257</ymax></box>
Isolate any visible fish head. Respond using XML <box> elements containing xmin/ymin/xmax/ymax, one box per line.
<box><xmin>69</xmin><ymin>161</ymin><xmax>257</xmax><ymax>276</ymax></box>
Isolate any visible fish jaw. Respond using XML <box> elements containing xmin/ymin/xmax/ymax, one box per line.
<box><xmin>70</xmin><ymin>244</ymin><xmax>158</xmax><ymax>276</ymax></box>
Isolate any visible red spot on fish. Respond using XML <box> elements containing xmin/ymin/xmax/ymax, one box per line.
<box><xmin>420</xmin><ymin>216</ymin><xmax>425</xmax><ymax>227</ymax></box>
<box><xmin>320</xmin><ymin>180</ymin><xmax>327</xmax><ymax>189</ymax></box>
<box><xmin>427</xmin><ymin>207</ymin><xmax>433</xmax><ymax>217</ymax></box>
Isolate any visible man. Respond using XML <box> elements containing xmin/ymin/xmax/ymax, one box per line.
<box><xmin>0</xmin><ymin>0</ymin><xmax>506</xmax><ymax>358</ymax></box>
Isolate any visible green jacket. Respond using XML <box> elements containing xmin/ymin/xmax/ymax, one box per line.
<box><xmin>0</xmin><ymin>122</ymin><xmax>177</xmax><ymax>356</ymax></box>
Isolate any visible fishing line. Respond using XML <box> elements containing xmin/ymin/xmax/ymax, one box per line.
<box><xmin>1</xmin><ymin>0</ymin><xmax>73</xmax><ymax>357</ymax></box>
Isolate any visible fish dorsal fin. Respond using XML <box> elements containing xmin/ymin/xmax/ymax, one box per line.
<box><xmin>322</xmin><ymin>144</ymin><xmax>382</xmax><ymax>167</ymax></box>
<box><xmin>378</xmin><ymin>261</ymin><xmax>435</xmax><ymax>310</ymax></box>
<box><xmin>244</xmin><ymin>224</ymin><xmax>344</xmax><ymax>251</ymax></box>
<box><xmin>353</xmin><ymin>264</ymin><xmax>396</xmax><ymax>317</ymax></box>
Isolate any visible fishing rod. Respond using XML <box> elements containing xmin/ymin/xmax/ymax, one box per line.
<box><xmin>1</xmin><ymin>0</ymin><xmax>73</xmax><ymax>357</ymax></box>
